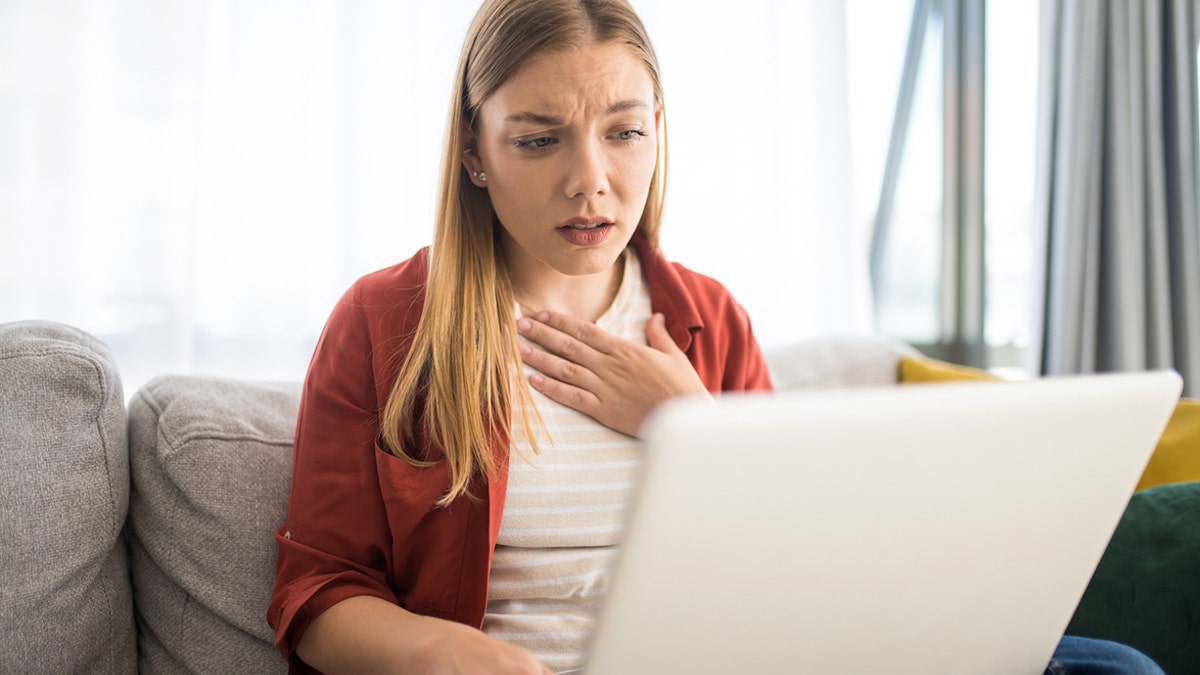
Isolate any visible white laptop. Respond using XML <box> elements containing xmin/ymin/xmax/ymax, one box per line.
<box><xmin>578</xmin><ymin>371</ymin><xmax>1181</xmax><ymax>675</ymax></box>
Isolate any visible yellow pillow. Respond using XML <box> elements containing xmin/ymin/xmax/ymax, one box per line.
<box><xmin>898</xmin><ymin>355</ymin><xmax>999</xmax><ymax>383</ymax></box>
<box><xmin>897</xmin><ymin>356</ymin><xmax>1199</xmax><ymax>492</ymax></box>
<box><xmin>1135</xmin><ymin>398</ymin><xmax>1200</xmax><ymax>491</ymax></box>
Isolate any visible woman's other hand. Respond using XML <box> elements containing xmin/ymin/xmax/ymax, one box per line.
<box><xmin>516</xmin><ymin>310</ymin><xmax>711</xmax><ymax>436</ymax></box>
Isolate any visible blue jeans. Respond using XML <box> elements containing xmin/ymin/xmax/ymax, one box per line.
<box><xmin>1046</xmin><ymin>636</ymin><xmax>1165</xmax><ymax>675</ymax></box>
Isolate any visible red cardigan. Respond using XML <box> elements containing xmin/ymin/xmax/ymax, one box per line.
<box><xmin>268</xmin><ymin>234</ymin><xmax>773</xmax><ymax>671</ymax></box>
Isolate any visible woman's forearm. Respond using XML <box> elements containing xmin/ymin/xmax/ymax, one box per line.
<box><xmin>295</xmin><ymin>595</ymin><xmax>552</xmax><ymax>675</ymax></box>
<box><xmin>295</xmin><ymin>595</ymin><xmax>435</xmax><ymax>674</ymax></box>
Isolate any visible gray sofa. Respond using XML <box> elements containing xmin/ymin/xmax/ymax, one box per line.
<box><xmin>0</xmin><ymin>320</ymin><xmax>914</xmax><ymax>674</ymax></box>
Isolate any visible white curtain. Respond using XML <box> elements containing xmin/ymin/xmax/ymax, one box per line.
<box><xmin>1</xmin><ymin>0</ymin><xmax>873</xmax><ymax>394</ymax></box>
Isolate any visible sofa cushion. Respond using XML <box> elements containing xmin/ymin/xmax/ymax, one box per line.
<box><xmin>764</xmin><ymin>335</ymin><xmax>917</xmax><ymax>390</ymax></box>
<box><xmin>128</xmin><ymin>375</ymin><xmax>299</xmax><ymax>674</ymax></box>
<box><xmin>1066</xmin><ymin>481</ymin><xmax>1200</xmax><ymax>675</ymax></box>
<box><xmin>0</xmin><ymin>320</ymin><xmax>136</xmax><ymax>674</ymax></box>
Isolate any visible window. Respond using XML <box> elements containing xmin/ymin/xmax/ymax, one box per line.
<box><xmin>859</xmin><ymin>0</ymin><xmax>1039</xmax><ymax>370</ymax></box>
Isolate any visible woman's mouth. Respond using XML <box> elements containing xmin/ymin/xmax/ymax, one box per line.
<box><xmin>556</xmin><ymin>221</ymin><xmax>614</xmax><ymax>246</ymax></box>
<box><xmin>558</xmin><ymin>216</ymin><xmax>615</xmax><ymax>229</ymax></box>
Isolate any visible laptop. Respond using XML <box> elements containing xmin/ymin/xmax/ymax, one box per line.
<box><xmin>578</xmin><ymin>371</ymin><xmax>1181</xmax><ymax>675</ymax></box>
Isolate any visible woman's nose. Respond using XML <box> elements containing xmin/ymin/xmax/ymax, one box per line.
<box><xmin>564</xmin><ymin>141</ymin><xmax>610</xmax><ymax>199</ymax></box>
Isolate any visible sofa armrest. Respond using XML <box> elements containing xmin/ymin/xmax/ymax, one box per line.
<box><xmin>0</xmin><ymin>320</ymin><xmax>136</xmax><ymax>674</ymax></box>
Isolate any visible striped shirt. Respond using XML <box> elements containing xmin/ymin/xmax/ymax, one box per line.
<box><xmin>483</xmin><ymin>248</ymin><xmax>651</xmax><ymax>672</ymax></box>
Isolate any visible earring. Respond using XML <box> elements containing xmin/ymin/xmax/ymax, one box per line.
<box><xmin>474</xmin><ymin>171</ymin><xmax>487</xmax><ymax>182</ymax></box>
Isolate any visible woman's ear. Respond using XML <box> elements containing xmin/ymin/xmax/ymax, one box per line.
<box><xmin>461</xmin><ymin>127</ymin><xmax>487</xmax><ymax>188</ymax></box>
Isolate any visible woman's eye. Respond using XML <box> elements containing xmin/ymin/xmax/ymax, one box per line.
<box><xmin>615</xmin><ymin>128</ymin><xmax>649</xmax><ymax>142</ymax></box>
<box><xmin>515</xmin><ymin>136</ymin><xmax>556</xmax><ymax>151</ymax></box>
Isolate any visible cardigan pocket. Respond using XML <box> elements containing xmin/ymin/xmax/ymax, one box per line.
<box><xmin>373</xmin><ymin>441</ymin><xmax>473</xmax><ymax>616</ymax></box>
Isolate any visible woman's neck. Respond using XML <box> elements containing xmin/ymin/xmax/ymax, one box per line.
<box><xmin>511</xmin><ymin>252</ymin><xmax>626</xmax><ymax>323</ymax></box>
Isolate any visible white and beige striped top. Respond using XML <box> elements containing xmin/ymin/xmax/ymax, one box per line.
<box><xmin>482</xmin><ymin>248</ymin><xmax>651</xmax><ymax>673</ymax></box>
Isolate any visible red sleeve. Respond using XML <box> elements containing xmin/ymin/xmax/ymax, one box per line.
<box><xmin>267</xmin><ymin>282</ymin><xmax>399</xmax><ymax>672</ymax></box>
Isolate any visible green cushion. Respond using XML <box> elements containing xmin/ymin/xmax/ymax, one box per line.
<box><xmin>1067</xmin><ymin>481</ymin><xmax>1200</xmax><ymax>674</ymax></box>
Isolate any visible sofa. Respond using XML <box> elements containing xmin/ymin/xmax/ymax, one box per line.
<box><xmin>1</xmin><ymin>319</ymin><xmax>1197</xmax><ymax>674</ymax></box>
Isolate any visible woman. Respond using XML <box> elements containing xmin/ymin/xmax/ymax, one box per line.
<box><xmin>269</xmin><ymin>1</ymin><xmax>1163</xmax><ymax>673</ymax></box>
<box><xmin>269</xmin><ymin>0</ymin><xmax>770</xmax><ymax>672</ymax></box>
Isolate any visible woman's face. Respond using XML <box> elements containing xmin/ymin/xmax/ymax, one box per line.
<box><xmin>466</xmin><ymin>40</ymin><xmax>661</xmax><ymax>284</ymax></box>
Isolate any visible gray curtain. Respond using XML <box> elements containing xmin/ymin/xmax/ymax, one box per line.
<box><xmin>1034</xmin><ymin>0</ymin><xmax>1200</xmax><ymax>396</ymax></box>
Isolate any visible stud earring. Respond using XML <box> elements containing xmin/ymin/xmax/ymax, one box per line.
<box><xmin>474</xmin><ymin>171</ymin><xmax>487</xmax><ymax>182</ymax></box>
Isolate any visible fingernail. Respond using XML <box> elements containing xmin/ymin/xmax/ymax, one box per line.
<box><xmin>519</xmin><ymin>343</ymin><xmax>531</xmax><ymax>355</ymax></box>
<box><xmin>517</xmin><ymin>318</ymin><xmax>531</xmax><ymax>332</ymax></box>
<box><xmin>535</xmin><ymin>311</ymin><xmax>549</xmax><ymax>322</ymax></box>
<box><xmin>530</xmin><ymin>373</ymin><xmax>545</xmax><ymax>386</ymax></box>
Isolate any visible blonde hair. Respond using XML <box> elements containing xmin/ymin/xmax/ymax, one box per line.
<box><xmin>380</xmin><ymin>0</ymin><xmax>668</xmax><ymax>505</ymax></box>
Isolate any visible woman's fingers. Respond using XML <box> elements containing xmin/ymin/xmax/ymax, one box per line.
<box><xmin>526</xmin><ymin>369</ymin><xmax>604</xmax><ymax>421</ymax></box>
<box><xmin>519</xmin><ymin>340</ymin><xmax>598</xmax><ymax>391</ymax></box>
<box><xmin>518</xmin><ymin>311</ymin><xmax>619</xmax><ymax>356</ymax></box>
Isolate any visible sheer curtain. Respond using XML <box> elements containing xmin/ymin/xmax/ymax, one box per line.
<box><xmin>0</xmin><ymin>0</ymin><xmax>871</xmax><ymax>394</ymax></box>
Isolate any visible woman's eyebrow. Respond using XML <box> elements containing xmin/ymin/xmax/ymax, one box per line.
<box><xmin>502</xmin><ymin>100</ymin><xmax>651</xmax><ymax>127</ymax></box>
<box><xmin>605</xmin><ymin>99</ymin><xmax>649</xmax><ymax>114</ymax></box>
<box><xmin>504</xmin><ymin>111</ymin><xmax>562</xmax><ymax>127</ymax></box>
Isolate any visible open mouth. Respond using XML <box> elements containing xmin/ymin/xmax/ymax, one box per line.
<box><xmin>556</xmin><ymin>220</ymin><xmax>615</xmax><ymax>246</ymax></box>
<box><xmin>558</xmin><ymin>215</ymin><xmax>615</xmax><ymax>230</ymax></box>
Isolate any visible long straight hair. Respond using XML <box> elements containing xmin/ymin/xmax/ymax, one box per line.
<box><xmin>380</xmin><ymin>0</ymin><xmax>668</xmax><ymax>505</ymax></box>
